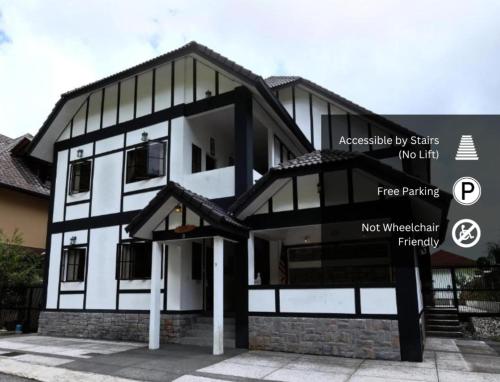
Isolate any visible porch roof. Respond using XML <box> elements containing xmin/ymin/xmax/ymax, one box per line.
<box><xmin>229</xmin><ymin>149</ymin><xmax>452</xmax><ymax>216</ymax></box>
<box><xmin>126</xmin><ymin>181</ymin><xmax>248</xmax><ymax>240</ymax></box>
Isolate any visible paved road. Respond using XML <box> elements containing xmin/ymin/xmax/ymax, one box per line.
<box><xmin>0</xmin><ymin>373</ymin><xmax>34</xmax><ymax>381</ymax></box>
<box><xmin>1</xmin><ymin>335</ymin><xmax>500</xmax><ymax>381</ymax></box>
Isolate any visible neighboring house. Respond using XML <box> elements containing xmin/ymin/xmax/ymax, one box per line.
<box><xmin>28</xmin><ymin>42</ymin><xmax>450</xmax><ymax>362</ymax></box>
<box><xmin>0</xmin><ymin>133</ymin><xmax>50</xmax><ymax>251</ymax></box>
<box><xmin>431</xmin><ymin>250</ymin><xmax>476</xmax><ymax>268</ymax></box>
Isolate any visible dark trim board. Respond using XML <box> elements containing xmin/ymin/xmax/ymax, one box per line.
<box><xmin>392</xmin><ymin>207</ymin><xmax>424</xmax><ymax>362</ymax></box>
<box><xmin>118</xmin><ymin>289</ymin><xmax>166</xmax><ymax>294</ymax></box>
<box><xmin>43</xmin><ymin>308</ymin><xmax>203</xmax><ymax>314</ymax></box>
<box><xmin>248</xmin><ymin>282</ymin><xmax>396</xmax><ymax>290</ymax></box>
<box><xmin>248</xmin><ymin>312</ymin><xmax>398</xmax><ymax>319</ymax></box>
<box><xmin>66</xmin><ymin>199</ymin><xmax>91</xmax><ymax>207</ymax></box>
<box><xmin>42</xmin><ymin>150</ymin><xmax>58</xmax><ymax>309</ymax></box>
<box><xmin>59</xmin><ymin>290</ymin><xmax>85</xmax><ymax>295</ymax></box>
<box><xmin>49</xmin><ymin>210</ymin><xmax>140</xmax><ymax>234</ymax></box>
<box><xmin>246</xmin><ymin>199</ymin><xmax>406</xmax><ymax>230</ymax></box>
<box><xmin>153</xmin><ymin>226</ymin><xmax>245</xmax><ymax>243</ymax></box>
<box><xmin>54</xmin><ymin>89</ymin><xmax>237</xmax><ymax>153</ymax></box>
<box><xmin>123</xmin><ymin>185</ymin><xmax>166</xmax><ymax>197</ymax></box>
<box><xmin>234</xmin><ymin>86</ymin><xmax>254</xmax><ymax>196</ymax></box>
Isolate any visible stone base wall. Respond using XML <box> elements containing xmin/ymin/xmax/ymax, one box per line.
<box><xmin>249</xmin><ymin>316</ymin><xmax>400</xmax><ymax>360</ymax></box>
<box><xmin>471</xmin><ymin>317</ymin><xmax>500</xmax><ymax>339</ymax></box>
<box><xmin>38</xmin><ymin>311</ymin><xmax>199</xmax><ymax>343</ymax></box>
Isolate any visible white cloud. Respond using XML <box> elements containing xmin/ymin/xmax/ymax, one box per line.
<box><xmin>0</xmin><ymin>0</ymin><xmax>500</xmax><ymax>138</ymax></box>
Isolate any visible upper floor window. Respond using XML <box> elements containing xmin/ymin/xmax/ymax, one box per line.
<box><xmin>206</xmin><ymin>154</ymin><xmax>216</xmax><ymax>171</ymax></box>
<box><xmin>273</xmin><ymin>136</ymin><xmax>295</xmax><ymax>166</ymax></box>
<box><xmin>126</xmin><ymin>141</ymin><xmax>166</xmax><ymax>183</ymax></box>
<box><xmin>118</xmin><ymin>241</ymin><xmax>152</xmax><ymax>280</ymax></box>
<box><xmin>192</xmin><ymin>144</ymin><xmax>202</xmax><ymax>173</ymax></box>
<box><xmin>69</xmin><ymin>160</ymin><xmax>91</xmax><ymax>194</ymax></box>
<box><xmin>61</xmin><ymin>247</ymin><xmax>86</xmax><ymax>282</ymax></box>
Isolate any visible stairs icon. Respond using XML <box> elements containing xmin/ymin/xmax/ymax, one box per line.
<box><xmin>455</xmin><ymin>135</ymin><xmax>478</xmax><ymax>160</ymax></box>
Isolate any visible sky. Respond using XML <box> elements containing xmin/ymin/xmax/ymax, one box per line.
<box><xmin>1</xmin><ymin>0</ymin><xmax>500</xmax><ymax>138</ymax></box>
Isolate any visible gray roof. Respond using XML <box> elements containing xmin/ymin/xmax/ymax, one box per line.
<box><xmin>29</xmin><ymin>41</ymin><xmax>314</xmax><ymax>161</ymax></box>
<box><xmin>63</xmin><ymin>41</ymin><xmax>262</xmax><ymax>98</ymax></box>
<box><xmin>126</xmin><ymin>181</ymin><xmax>247</xmax><ymax>237</ymax></box>
<box><xmin>230</xmin><ymin>149</ymin><xmax>450</xmax><ymax>215</ymax></box>
<box><xmin>265</xmin><ymin>76</ymin><xmax>418</xmax><ymax>138</ymax></box>
<box><xmin>275</xmin><ymin>149</ymin><xmax>358</xmax><ymax>170</ymax></box>
<box><xmin>265</xmin><ymin>76</ymin><xmax>300</xmax><ymax>88</ymax></box>
<box><xmin>0</xmin><ymin>133</ymin><xmax>13</xmax><ymax>148</ymax></box>
<box><xmin>0</xmin><ymin>134</ymin><xmax>50</xmax><ymax>197</ymax></box>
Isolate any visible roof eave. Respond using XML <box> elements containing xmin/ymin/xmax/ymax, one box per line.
<box><xmin>0</xmin><ymin>181</ymin><xmax>50</xmax><ymax>199</ymax></box>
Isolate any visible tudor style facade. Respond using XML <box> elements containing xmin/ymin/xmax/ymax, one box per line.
<box><xmin>29</xmin><ymin>42</ymin><xmax>450</xmax><ymax>362</ymax></box>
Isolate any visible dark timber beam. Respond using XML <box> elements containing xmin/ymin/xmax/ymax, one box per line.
<box><xmin>392</xmin><ymin>205</ymin><xmax>424</xmax><ymax>362</ymax></box>
<box><xmin>234</xmin><ymin>86</ymin><xmax>254</xmax><ymax>196</ymax></box>
<box><xmin>233</xmin><ymin>86</ymin><xmax>253</xmax><ymax>350</ymax></box>
<box><xmin>234</xmin><ymin>241</ymin><xmax>249</xmax><ymax>348</ymax></box>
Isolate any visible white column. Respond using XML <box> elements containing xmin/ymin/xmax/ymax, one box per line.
<box><xmin>166</xmin><ymin>244</ymin><xmax>181</xmax><ymax>310</ymax></box>
<box><xmin>149</xmin><ymin>241</ymin><xmax>162</xmax><ymax>350</ymax></box>
<box><xmin>213</xmin><ymin>236</ymin><xmax>224</xmax><ymax>355</ymax></box>
<box><xmin>248</xmin><ymin>232</ymin><xmax>255</xmax><ymax>285</ymax></box>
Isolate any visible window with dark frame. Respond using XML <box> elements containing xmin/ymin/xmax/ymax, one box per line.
<box><xmin>191</xmin><ymin>144</ymin><xmax>202</xmax><ymax>173</ymax></box>
<box><xmin>191</xmin><ymin>242</ymin><xmax>202</xmax><ymax>280</ymax></box>
<box><xmin>273</xmin><ymin>136</ymin><xmax>295</xmax><ymax>165</ymax></box>
<box><xmin>119</xmin><ymin>242</ymin><xmax>152</xmax><ymax>280</ymax></box>
<box><xmin>285</xmin><ymin>241</ymin><xmax>393</xmax><ymax>286</ymax></box>
<box><xmin>126</xmin><ymin>141</ymin><xmax>166</xmax><ymax>183</ymax></box>
<box><xmin>209</xmin><ymin>137</ymin><xmax>215</xmax><ymax>156</ymax></box>
<box><xmin>69</xmin><ymin>160</ymin><xmax>91</xmax><ymax>194</ymax></box>
<box><xmin>62</xmin><ymin>248</ymin><xmax>86</xmax><ymax>282</ymax></box>
<box><xmin>205</xmin><ymin>154</ymin><xmax>216</xmax><ymax>171</ymax></box>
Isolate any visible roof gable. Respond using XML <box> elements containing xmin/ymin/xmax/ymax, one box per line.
<box><xmin>230</xmin><ymin>149</ymin><xmax>450</xmax><ymax>219</ymax></box>
<box><xmin>29</xmin><ymin>42</ymin><xmax>312</xmax><ymax>162</ymax></box>
<box><xmin>126</xmin><ymin>181</ymin><xmax>247</xmax><ymax>240</ymax></box>
<box><xmin>265</xmin><ymin>76</ymin><xmax>418</xmax><ymax>139</ymax></box>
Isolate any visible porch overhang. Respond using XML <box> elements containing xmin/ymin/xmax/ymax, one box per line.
<box><xmin>229</xmin><ymin>149</ymin><xmax>451</xmax><ymax>245</ymax></box>
<box><xmin>126</xmin><ymin>181</ymin><xmax>249</xmax><ymax>241</ymax></box>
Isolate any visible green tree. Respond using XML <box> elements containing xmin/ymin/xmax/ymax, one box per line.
<box><xmin>487</xmin><ymin>242</ymin><xmax>500</xmax><ymax>265</ymax></box>
<box><xmin>476</xmin><ymin>256</ymin><xmax>490</xmax><ymax>268</ymax></box>
<box><xmin>0</xmin><ymin>230</ymin><xmax>43</xmax><ymax>287</ymax></box>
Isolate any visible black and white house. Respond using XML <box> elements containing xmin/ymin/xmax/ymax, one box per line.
<box><xmin>28</xmin><ymin>42</ymin><xmax>450</xmax><ymax>362</ymax></box>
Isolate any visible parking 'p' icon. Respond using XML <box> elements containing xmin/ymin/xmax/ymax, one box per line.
<box><xmin>453</xmin><ymin>177</ymin><xmax>481</xmax><ymax>206</ymax></box>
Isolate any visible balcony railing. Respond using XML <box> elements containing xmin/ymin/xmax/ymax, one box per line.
<box><xmin>180</xmin><ymin>166</ymin><xmax>263</xmax><ymax>199</ymax></box>
<box><xmin>248</xmin><ymin>285</ymin><xmax>397</xmax><ymax>316</ymax></box>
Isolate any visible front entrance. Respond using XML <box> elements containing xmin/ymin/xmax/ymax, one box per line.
<box><xmin>203</xmin><ymin>240</ymin><xmax>236</xmax><ymax>314</ymax></box>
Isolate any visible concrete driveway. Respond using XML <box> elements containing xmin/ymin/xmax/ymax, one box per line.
<box><xmin>0</xmin><ymin>335</ymin><xmax>499</xmax><ymax>381</ymax></box>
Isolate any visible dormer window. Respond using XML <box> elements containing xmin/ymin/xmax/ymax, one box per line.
<box><xmin>126</xmin><ymin>141</ymin><xmax>166</xmax><ymax>183</ymax></box>
<box><xmin>69</xmin><ymin>160</ymin><xmax>91</xmax><ymax>194</ymax></box>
